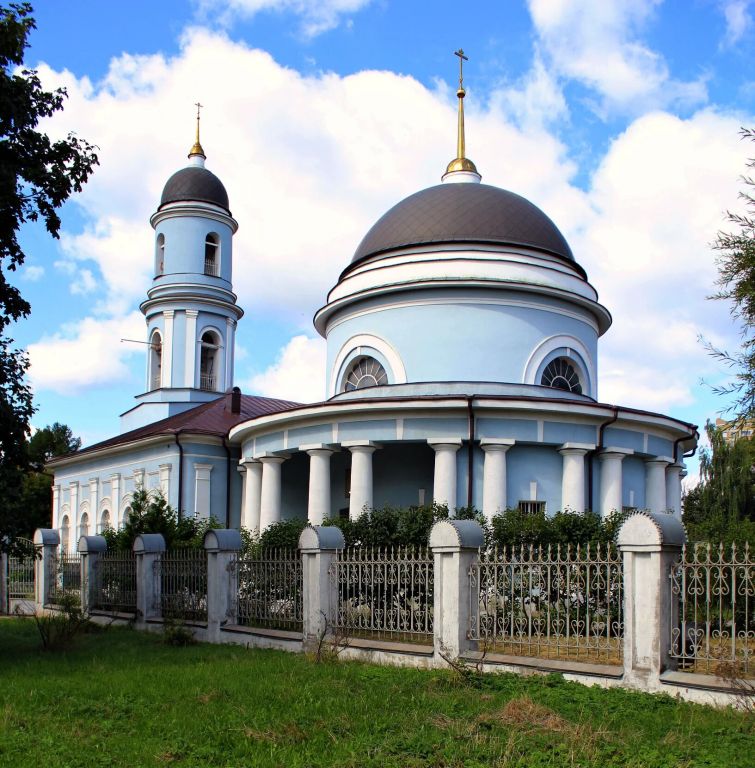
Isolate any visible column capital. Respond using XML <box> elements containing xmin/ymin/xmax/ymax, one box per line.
<box><xmin>164</xmin><ymin>309</ymin><xmax>175</xmax><ymax>319</ymax></box>
<box><xmin>599</xmin><ymin>446</ymin><xmax>633</xmax><ymax>460</ymax></box>
<box><xmin>428</xmin><ymin>438</ymin><xmax>463</xmax><ymax>451</ymax></box>
<box><xmin>558</xmin><ymin>442</ymin><xmax>595</xmax><ymax>456</ymax></box>
<box><xmin>300</xmin><ymin>442</ymin><xmax>338</xmax><ymax>455</ymax></box>
<box><xmin>645</xmin><ymin>456</ymin><xmax>673</xmax><ymax>466</ymax></box>
<box><xmin>239</xmin><ymin>456</ymin><xmax>261</xmax><ymax>467</ymax></box>
<box><xmin>185</xmin><ymin>309</ymin><xmax>199</xmax><ymax>318</ymax></box>
<box><xmin>257</xmin><ymin>454</ymin><xmax>289</xmax><ymax>464</ymax></box>
<box><xmin>343</xmin><ymin>441</ymin><xmax>380</xmax><ymax>454</ymax></box>
<box><xmin>480</xmin><ymin>439</ymin><xmax>515</xmax><ymax>453</ymax></box>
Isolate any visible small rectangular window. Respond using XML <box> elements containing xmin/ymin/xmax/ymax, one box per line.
<box><xmin>517</xmin><ymin>500</ymin><xmax>545</xmax><ymax>515</ymax></box>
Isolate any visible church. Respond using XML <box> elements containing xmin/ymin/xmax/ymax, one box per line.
<box><xmin>47</xmin><ymin>63</ymin><xmax>698</xmax><ymax>550</ymax></box>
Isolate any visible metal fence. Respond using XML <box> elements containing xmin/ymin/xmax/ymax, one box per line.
<box><xmin>8</xmin><ymin>555</ymin><xmax>35</xmax><ymax>600</ymax></box>
<box><xmin>234</xmin><ymin>549</ymin><xmax>303</xmax><ymax>631</ymax></box>
<box><xmin>92</xmin><ymin>551</ymin><xmax>137</xmax><ymax>614</ymax></box>
<box><xmin>670</xmin><ymin>542</ymin><xmax>754</xmax><ymax>677</ymax></box>
<box><xmin>330</xmin><ymin>546</ymin><xmax>434</xmax><ymax>643</ymax></box>
<box><xmin>469</xmin><ymin>544</ymin><xmax>624</xmax><ymax>664</ymax></box>
<box><xmin>47</xmin><ymin>552</ymin><xmax>82</xmax><ymax>605</ymax></box>
<box><xmin>155</xmin><ymin>549</ymin><xmax>208</xmax><ymax>622</ymax></box>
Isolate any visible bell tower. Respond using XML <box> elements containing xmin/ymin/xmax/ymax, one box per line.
<box><xmin>120</xmin><ymin>110</ymin><xmax>244</xmax><ymax>432</ymax></box>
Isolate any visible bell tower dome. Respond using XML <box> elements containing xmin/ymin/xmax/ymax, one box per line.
<box><xmin>120</xmin><ymin>110</ymin><xmax>244</xmax><ymax>432</ymax></box>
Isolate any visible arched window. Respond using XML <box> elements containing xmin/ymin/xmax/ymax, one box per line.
<box><xmin>204</xmin><ymin>233</ymin><xmax>219</xmax><ymax>276</ymax></box>
<box><xmin>79</xmin><ymin>512</ymin><xmax>89</xmax><ymax>538</ymax></box>
<box><xmin>99</xmin><ymin>509</ymin><xmax>111</xmax><ymax>533</ymax></box>
<box><xmin>155</xmin><ymin>233</ymin><xmax>165</xmax><ymax>276</ymax></box>
<box><xmin>61</xmin><ymin>515</ymin><xmax>70</xmax><ymax>552</ymax></box>
<box><xmin>150</xmin><ymin>330</ymin><xmax>162</xmax><ymax>390</ymax></box>
<box><xmin>123</xmin><ymin>506</ymin><xmax>132</xmax><ymax>525</ymax></box>
<box><xmin>200</xmin><ymin>331</ymin><xmax>220</xmax><ymax>391</ymax></box>
<box><xmin>541</xmin><ymin>357</ymin><xmax>582</xmax><ymax>394</ymax></box>
<box><xmin>343</xmin><ymin>356</ymin><xmax>388</xmax><ymax>391</ymax></box>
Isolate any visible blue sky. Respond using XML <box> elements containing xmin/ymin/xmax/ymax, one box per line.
<box><xmin>12</xmin><ymin>0</ymin><xmax>755</xmax><ymax>482</ymax></box>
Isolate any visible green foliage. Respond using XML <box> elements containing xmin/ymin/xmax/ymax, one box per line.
<box><xmin>706</xmin><ymin>128</ymin><xmax>755</xmax><ymax>418</ymax></box>
<box><xmin>258</xmin><ymin>518</ymin><xmax>308</xmax><ymax>549</ymax></box>
<box><xmin>30</xmin><ymin>592</ymin><xmax>90</xmax><ymax>651</ymax></box>
<box><xmin>27</xmin><ymin>422</ymin><xmax>80</xmax><ymax>469</ymax></box>
<box><xmin>0</xmin><ymin>4</ymin><xmax>97</xmax><ymax>551</ymax></box>
<box><xmin>161</xmin><ymin>617</ymin><xmax>197</xmax><ymax>647</ymax></box>
<box><xmin>683</xmin><ymin>421</ymin><xmax>755</xmax><ymax>543</ymax></box>
<box><xmin>103</xmin><ymin>486</ymin><xmax>220</xmax><ymax>551</ymax></box>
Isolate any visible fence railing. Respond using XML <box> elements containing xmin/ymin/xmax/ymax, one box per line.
<box><xmin>330</xmin><ymin>546</ymin><xmax>434</xmax><ymax>643</ymax></box>
<box><xmin>468</xmin><ymin>543</ymin><xmax>623</xmax><ymax>664</ymax></box>
<box><xmin>92</xmin><ymin>551</ymin><xmax>137</xmax><ymax>614</ymax></box>
<box><xmin>199</xmin><ymin>374</ymin><xmax>216</xmax><ymax>391</ymax></box>
<box><xmin>234</xmin><ymin>549</ymin><xmax>303</xmax><ymax>631</ymax></box>
<box><xmin>155</xmin><ymin>549</ymin><xmax>208</xmax><ymax>622</ymax></box>
<box><xmin>47</xmin><ymin>552</ymin><xmax>82</xmax><ymax>606</ymax></box>
<box><xmin>8</xmin><ymin>555</ymin><xmax>35</xmax><ymax>600</ymax></box>
<box><xmin>670</xmin><ymin>542</ymin><xmax>754</xmax><ymax>677</ymax></box>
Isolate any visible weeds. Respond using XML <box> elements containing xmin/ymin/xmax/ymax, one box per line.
<box><xmin>28</xmin><ymin>593</ymin><xmax>91</xmax><ymax>651</ymax></box>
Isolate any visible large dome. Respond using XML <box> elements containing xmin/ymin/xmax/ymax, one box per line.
<box><xmin>347</xmin><ymin>183</ymin><xmax>575</xmax><ymax>273</ymax></box>
<box><xmin>159</xmin><ymin>166</ymin><xmax>230</xmax><ymax>213</ymax></box>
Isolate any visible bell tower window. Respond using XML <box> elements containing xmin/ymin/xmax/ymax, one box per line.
<box><xmin>204</xmin><ymin>233</ymin><xmax>219</xmax><ymax>276</ymax></box>
<box><xmin>200</xmin><ymin>330</ymin><xmax>220</xmax><ymax>391</ymax></box>
<box><xmin>150</xmin><ymin>330</ymin><xmax>163</xmax><ymax>390</ymax></box>
<box><xmin>155</xmin><ymin>233</ymin><xmax>165</xmax><ymax>276</ymax></box>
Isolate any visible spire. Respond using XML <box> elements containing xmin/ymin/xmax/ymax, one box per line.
<box><xmin>188</xmin><ymin>102</ymin><xmax>206</xmax><ymax>165</ymax></box>
<box><xmin>443</xmin><ymin>49</ymin><xmax>480</xmax><ymax>183</ymax></box>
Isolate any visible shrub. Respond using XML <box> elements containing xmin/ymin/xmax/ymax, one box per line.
<box><xmin>31</xmin><ymin>592</ymin><xmax>91</xmax><ymax>651</ymax></box>
<box><xmin>259</xmin><ymin>518</ymin><xmax>308</xmax><ymax>549</ymax></box>
<box><xmin>162</xmin><ymin>617</ymin><xmax>197</xmax><ymax>646</ymax></box>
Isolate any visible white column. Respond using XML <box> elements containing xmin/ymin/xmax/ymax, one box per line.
<box><xmin>347</xmin><ymin>443</ymin><xmax>377</xmax><ymax>520</ymax></box>
<box><xmin>162</xmin><ymin>310</ymin><xmax>174</xmax><ymax>387</ymax></box>
<box><xmin>665</xmin><ymin>463</ymin><xmax>684</xmax><ymax>519</ymax></box>
<box><xmin>558</xmin><ymin>443</ymin><xmax>594</xmax><ymax>513</ymax></box>
<box><xmin>185</xmin><ymin>309</ymin><xmax>198</xmax><ymax>388</ymax></box>
<box><xmin>69</xmin><ymin>481</ymin><xmax>79</xmax><ymax>551</ymax></box>
<box><xmin>110</xmin><ymin>473</ymin><xmax>121</xmax><ymax>528</ymax></box>
<box><xmin>599</xmin><ymin>449</ymin><xmax>629</xmax><ymax>518</ymax></box>
<box><xmin>241</xmin><ymin>459</ymin><xmax>262</xmax><ymax>532</ymax></box>
<box><xmin>307</xmin><ymin>448</ymin><xmax>334</xmax><ymax>525</ymax></box>
<box><xmin>159</xmin><ymin>463</ymin><xmax>171</xmax><ymax>497</ymax></box>
<box><xmin>259</xmin><ymin>456</ymin><xmax>287</xmax><ymax>531</ymax></box>
<box><xmin>481</xmin><ymin>440</ymin><xmax>514</xmax><ymax>522</ymax></box>
<box><xmin>89</xmin><ymin>478</ymin><xmax>99</xmax><ymax>532</ymax></box>
<box><xmin>429</xmin><ymin>440</ymin><xmax>462</xmax><ymax>511</ymax></box>
<box><xmin>52</xmin><ymin>484</ymin><xmax>60</xmax><ymax>529</ymax></box>
<box><xmin>225</xmin><ymin>317</ymin><xmax>236</xmax><ymax>390</ymax></box>
<box><xmin>645</xmin><ymin>458</ymin><xmax>670</xmax><ymax>514</ymax></box>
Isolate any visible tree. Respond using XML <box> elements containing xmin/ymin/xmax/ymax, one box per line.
<box><xmin>707</xmin><ymin>128</ymin><xmax>755</xmax><ymax>418</ymax></box>
<box><xmin>0</xmin><ymin>3</ymin><xmax>98</xmax><ymax>550</ymax></box>
<box><xmin>27</xmin><ymin>421</ymin><xmax>80</xmax><ymax>469</ymax></box>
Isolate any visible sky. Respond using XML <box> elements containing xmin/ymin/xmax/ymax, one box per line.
<box><xmin>10</xmin><ymin>0</ymin><xmax>755</xmax><ymax>485</ymax></box>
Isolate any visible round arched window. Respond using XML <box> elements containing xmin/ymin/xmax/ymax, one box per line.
<box><xmin>344</xmin><ymin>356</ymin><xmax>388</xmax><ymax>391</ymax></box>
<box><xmin>541</xmin><ymin>358</ymin><xmax>582</xmax><ymax>394</ymax></box>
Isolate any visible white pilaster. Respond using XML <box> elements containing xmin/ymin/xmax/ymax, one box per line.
<box><xmin>194</xmin><ymin>463</ymin><xmax>213</xmax><ymax>519</ymax></box>
<box><xmin>89</xmin><ymin>478</ymin><xmax>99</xmax><ymax>532</ymax></box>
<box><xmin>306</xmin><ymin>448</ymin><xmax>334</xmax><ymax>525</ymax></box>
<box><xmin>599</xmin><ymin>448</ymin><xmax>630</xmax><ymax>518</ymax></box>
<box><xmin>665</xmin><ymin>463</ymin><xmax>684</xmax><ymax>519</ymax></box>
<box><xmin>163</xmin><ymin>310</ymin><xmax>175</xmax><ymax>387</ymax></box>
<box><xmin>185</xmin><ymin>309</ymin><xmax>198</xmax><ymax>388</ymax></box>
<box><xmin>346</xmin><ymin>443</ymin><xmax>378</xmax><ymax>520</ymax></box>
<box><xmin>558</xmin><ymin>443</ymin><xmax>594</xmax><ymax>513</ymax></box>
<box><xmin>481</xmin><ymin>440</ymin><xmax>515</xmax><ymax>522</ymax></box>
<box><xmin>52</xmin><ymin>485</ymin><xmax>60</xmax><ymax>529</ymax></box>
<box><xmin>68</xmin><ymin>482</ymin><xmax>79</xmax><ymax>552</ymax></box>
<box><xmin>110</xmin><ymin>473</ymin><xmax>121</xmax><ymax>528</ymax></box>
<box><xmin>159</xmin><ymin>463</ymin><xmax>171</xmax><ymax>497</ymax></box>
<box><xmin>429</xmin><ymin>439</ymin><xmax>462</xmax><ymax>511</ymax></box>
<box><xmin>645</xmin><ymin>458</ymin><xmax>671</xmax><ymax>514</ymax></box>
<box><xmin>226</xmin><ymin>317</ymin><xmax>236</xmax><ymax>390</ymax></box>
<box><xmin>259</xmin><ymin>456</ymin><xmax>287</xmax><ymax>531</ymax></box>
<box><xmin>241</xmin><ymin>459</ymin><xmax>263</xmax><ymax>532</ymax></box>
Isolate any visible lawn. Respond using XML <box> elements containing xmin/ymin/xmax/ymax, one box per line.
<box><xmin>0</xmin><ymin>619</ymin><xmax>751</xmax><ymax>768</ymax></box>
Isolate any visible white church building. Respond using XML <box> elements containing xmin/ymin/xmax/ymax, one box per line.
<box><xmin>48</xmin><ymin>72</ymin><xmax>698</xmax><ymax>549</ymax></box>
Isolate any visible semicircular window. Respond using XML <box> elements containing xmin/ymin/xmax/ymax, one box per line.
<box><xmin>541</xmin><ymin>357</ymin><xmax>582</xmax><ymax>394</ymax></box>
<box><xmin>344</xmin><ymin>356</ymin><xmax>388</xmax><ymax>391</ymax></box>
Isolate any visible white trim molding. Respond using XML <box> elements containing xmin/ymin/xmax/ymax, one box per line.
<box><xmin>329</xmin><ymin>333</ymin><xmax>407</xmax><ymax>397</ymax></box>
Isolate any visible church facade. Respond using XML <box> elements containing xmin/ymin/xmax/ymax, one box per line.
<box><xmin>48</xmin><ymin>83</ymin><xmax>698</xmax><ymax>550</ymax></box>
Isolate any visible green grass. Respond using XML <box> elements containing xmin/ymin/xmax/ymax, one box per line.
<box><xmin>0</xmin><ymin>619</ymin><xmax>751</xmax><ymax>768</ymax></box>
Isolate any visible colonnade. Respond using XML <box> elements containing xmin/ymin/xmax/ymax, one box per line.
<box><xmin>239</xmin><ymin>439</ymin><xmax>685</xmax><ymax>533</ymax></box>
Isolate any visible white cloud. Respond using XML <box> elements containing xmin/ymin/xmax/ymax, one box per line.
<box><xmin>70</xmin><ymin>269</ymin><xmax>98</xmax><ymax>296</ymax></box>
<box><xmin>720</xmin><ymin>1</ymin><xmax>753</xmax><ymax>46</ymax></box>
<box><xmin>247</xmin><ymin>334</ymin><xmax>326</xmax><ymax>403</ymax></box>
<box><xmin>196</xmin><ymin>0</ymin><xmax>373</xmax><ymax>36</ymax></box>
<box><xmin>21</xmin><ymin>265</ymin><xmax>44</xmax><ymax>282</ymax></box>
<box><xmin>27</xmin><ymin>312</ymin><xmax>145</xmax><ymax>395</ymax></box>
<box><xmin>526</xmin><ymin>0</ymin><xmax>707</xmax><ymax>114</ymax></box>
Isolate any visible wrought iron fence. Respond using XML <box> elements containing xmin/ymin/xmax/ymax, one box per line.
<box><xmin>8</xmin><ymin>555</ymin><xmax>35</xmax><ymax>599</ymax></box>
<box><xmin>92</xmin><ymin>551</ymin><xmax>137</xmax><ymax>614</ymax></box>
<box><xmin>234</xmin><ymin>549</ymin><xmax>302</xmax><ymax>631</ymax></box>
<box><xmin>200</xmin><ymin>374</ymin><xmax>216</xmax><ymax>391</ymax></box>
<box><xmin>47</xmin><ymin>552</ymin><xmax>82</xmax><ymax>605</ymax></box>
<box><xmin>469</xmin><ymin>544</ymin><xmax>623</xmax><ymax>664</ymax></box>
<box><xmin>670</xmin><ymin>542</ymin><xmax>754</xmax><ymax>677</ymax></box>
<box><xmin>330</xmin><ymin>546</ymin><xmax>434</xmax><ymax>643</ymax></box>
<box><xmin>155</xmin><ymin>549</ymin><xmax>207</xmax><ymax>622</ymax></box>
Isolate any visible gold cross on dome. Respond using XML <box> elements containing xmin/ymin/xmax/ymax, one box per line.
<box><xmin>195</xmin><ymin>101</ymin><xmax>203</xmax><ymax>120</ymax></box>
<box><xmin>454</xmin><ymin>49</ymin><xmax>468</xmax><ymax>88</ymax></box>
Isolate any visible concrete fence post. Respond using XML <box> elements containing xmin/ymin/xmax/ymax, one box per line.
<box><xmin>133</xmin><ymin>533</ymin><xmax>166</xmax><ymax>626</ymax></box>
<box><xmin>78</xmin><ymin>535</ymin><xmax>107</xmax><ymax>614</ymax></box>
<box><xmin>429</xmin><ymin>519</ymin><xmax>485</xmax><ymax>661</ymax></box>
<box><xmin>204</xmin><ymin>529</ymin><xmax>243</xmax><ymax>642</ymax></box>
<box><xmin>33</xmin><ymin>529</ymin><xmax>60</xmax><ymax>612</ymax></box>
<box><xmin>617</xmin><ymin>510</ymin><xmax>685</xmax><ymax>691</ymax></box>
<box><xmin>298</xmin><ymin>525</ymin><xmax>345</xmax><ymax>650</ymax></box>
<box><xmin>0</xmin><ymin>550</ymin><xmax>8</xmax><ymax>614</ymax></box>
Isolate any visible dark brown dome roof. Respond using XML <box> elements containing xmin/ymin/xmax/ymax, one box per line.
<box><xmin>160</xmin><ymin>166</ymin><xmax>230</xmax><ymax>213</ymax></box>
<box><xmin>348</xmin><ymin>183</ymin><xmax>575</xmax><ymax>272</ymax></box>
